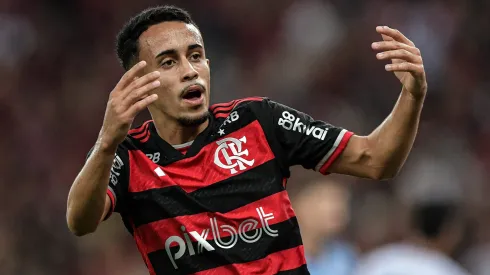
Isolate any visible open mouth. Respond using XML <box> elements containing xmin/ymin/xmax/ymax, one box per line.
<box><xmin>182</xmin><ymin>85</ymin><xmax>204</xmax><ymax>101</ymax></box>
<box><xmin>182</xmin><ymin>84</ymin><xmax>204</xmax><ymax>104</ymax></box>
<box><xmin>183</xmin><ymin>90</ymin><xmax>202</xmax><ymax>100</ymax></box>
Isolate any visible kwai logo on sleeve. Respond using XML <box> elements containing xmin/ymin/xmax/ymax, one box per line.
<box><xmin>278</xmin><ymin>111</ymin><xmax>328</xmax><ymax>140</ymax></box>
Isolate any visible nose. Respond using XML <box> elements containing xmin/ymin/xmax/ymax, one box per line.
<box><xmin>181</xmin><ymin>60</ymin><xmax>198</xmax><ymax>82</ymax></box>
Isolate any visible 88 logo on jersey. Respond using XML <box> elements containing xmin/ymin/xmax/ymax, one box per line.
<box><xmin>278</xmin><ymin>111</ymin><xmax>328</xmax><ymax>140</ymax></box>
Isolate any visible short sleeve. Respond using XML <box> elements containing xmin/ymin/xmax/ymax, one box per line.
<box><xmin>258</xmin><ymin>99</ymin><xmax>354</xmax><ymax>174</ymax></box>
<box><xmin>86</xmin><ymin>145</ymin><xmax>130</xmax><ymax>218</ymax></box>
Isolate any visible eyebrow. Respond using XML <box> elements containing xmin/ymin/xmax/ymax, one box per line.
<box><xmin>155</xmin><ymin>44</ymin><xmax>203</xmax><ymax>59</ymax></box>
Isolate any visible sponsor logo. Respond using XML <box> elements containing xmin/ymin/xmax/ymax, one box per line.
<box><xmin>165</xmin><ymin>207</ymin><xmax>278</xmax><ymax>269</ymax></box>
<box><xmin>217</xmin><ymin>111</ymin><xmax>240</xmax><ymax>136</ymax></box>
<box><xmin>110</xmin><ymin>155</ymin><xmax>124</xmax><ymax>185</ymax></box>
<box><xmin>214</xmin><ymin>136</ymin><xmax>255</xmax><ymax>174</ymax></box>
<box><xmin>146</xmin><ymin>152</ymin><xmax>161</xmax><ymax>163</ymax></box>
<box><xmin>222</xmin><ymin>111</ymin><xmax>239</xmax><ymax>126</ymax></box>
<box><xmin>278</xmin><ymin>111</ymin><xmax>328</xmax><ymax>140</ymax></box>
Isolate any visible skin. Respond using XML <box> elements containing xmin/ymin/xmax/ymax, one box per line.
<box><xmin>67</xmin><ymin>22</ymin><xmax>211</xmax><ymax>235</ymax></box>
<box><xmin>327</xmin><ymin>26</ymin><xmax>427</xmax><ymax>180</ymax></box>
<box><xmin>138</xmin><ymin>22</ymin><xmax>211</xmax><ymax>145</ymax></box>
<box><xmin>66</xmin><ymin>23</ymin><xmax>427</xmax><ymax>236</ymax></box>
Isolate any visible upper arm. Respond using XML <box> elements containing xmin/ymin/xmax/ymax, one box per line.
<box><xmin>255</xmin><ymin>99</ymin><xmax>354</xmax><ymax>174</ymax></box>
<box><xmin>326</xmin><ymin>135</ymin><xmax>382</xmax><ymax>179</ymax></box>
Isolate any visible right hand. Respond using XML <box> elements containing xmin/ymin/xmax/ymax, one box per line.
<box><xmin>98</xmin><ymin>61</ymin><xmax>161</xmax><ymax>153</ymax></box>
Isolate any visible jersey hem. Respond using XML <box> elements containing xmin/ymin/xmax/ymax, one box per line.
<box><xmin>104</xmin><ymin>187</ymin><xmax>116</xmax><ymax>220</ymax></box>
<box><xmin>317</xmin><ymin>130</ymin><xmax>354</xmax><ymax>175</ymax></box>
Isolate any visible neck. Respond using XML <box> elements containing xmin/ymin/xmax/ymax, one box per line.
<box><xmin>151</xmin><ymin>115</ymin><xmax>209</xmax><ymax>145</ymax></box>
<box><xmin>408</xmin><ymin>234</ymin><xmax>447</xmax><ymax>254</ymax></box>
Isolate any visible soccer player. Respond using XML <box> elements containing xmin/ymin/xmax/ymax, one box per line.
<box><xmin>66</xmin><ymin>5</ymin><xmax>427</xmax><ymax>275</ymax></box>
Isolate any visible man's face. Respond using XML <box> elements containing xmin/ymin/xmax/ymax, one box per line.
<box><xmin>138</xmin><ymin>21</ymin><xmax>210</xmax><ymax>126</ymax></box>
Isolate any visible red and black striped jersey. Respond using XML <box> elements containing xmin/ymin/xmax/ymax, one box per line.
<box><xmin>95</xmin><ymin>97</ymin><xmax>353</xmax><ymax>275</ymax></box>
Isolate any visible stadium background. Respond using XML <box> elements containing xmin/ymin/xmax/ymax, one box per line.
<box><xmin>1</xmin><ymin>0</ymin><xmax>489</xmax><ymax>274</ymax></box>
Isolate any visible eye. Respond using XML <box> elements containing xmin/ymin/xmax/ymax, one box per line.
<box><xmin>161</xmin><ymin>59</ymin><xmax>175</xmax><ymax>67</ymax></box>
<box><xmin>190</xmin><ymin>53</ymin><xmax>202</xmax><ymax>61</ymax></box>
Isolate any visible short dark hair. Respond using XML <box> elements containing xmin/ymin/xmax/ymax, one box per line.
<box><xmin>411</xmin><ymin>202</ymin><xmax>461</xmax><ymax>238</ymax></box>
<box><xmin>116</xmin><ymin>5</ymin><xmax>198</xmax><ymax>70</ymax></box>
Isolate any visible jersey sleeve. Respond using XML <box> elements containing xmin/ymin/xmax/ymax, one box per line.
<box><xmin>258</xmin><ymin>99</ymin><xmax>354</xmax><ymax>174</ymax></box>
<box><xmin>86</xmin><ymin>145</ymin><xmax>130</xmax><ymax>219</ymax></box>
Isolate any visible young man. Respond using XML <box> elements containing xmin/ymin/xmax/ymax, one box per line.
<box><xmin>66</xmin><ymin>5</ymin><xmax>427</xmax><ymax>275</ymax></box>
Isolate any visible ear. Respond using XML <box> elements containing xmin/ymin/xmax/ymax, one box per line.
<box><xmin>206</xmin><ymin>59</ymin><xmax>210</xmax><ymax>66</ymax></box>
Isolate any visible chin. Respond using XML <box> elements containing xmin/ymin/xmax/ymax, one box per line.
<box><xmin>177</xmin><ymin>110</ymin><xmax>210</xmax><ymax>127</ymax></box>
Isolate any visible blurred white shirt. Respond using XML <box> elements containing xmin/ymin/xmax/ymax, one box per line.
<box><xmin>353</xmin><ymin>243</ymin><xmax>471</xmax><ymax>275</ymax></box>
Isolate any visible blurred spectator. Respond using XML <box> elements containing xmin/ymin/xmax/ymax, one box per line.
<box><xmin>353</xmin><ymin>201</ymin><xmax>470</xmax><ymax>275</ymax></box>
<box><xmin>461</xmin><ymin>209</ymin><xmax>490</xmax><ymax>275</ymax></box>
<box><xmin>292</xmin><ymin>177</ymin><xmax>357</xmax><ymax>275</ymax></box>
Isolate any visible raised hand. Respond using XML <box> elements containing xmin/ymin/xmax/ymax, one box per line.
<box><xmin>98</xmin><ymin>61</ymin><xmax>161</xmax><ymax>152</ymax></box>
<box><xmin>372</xmin><ymin>26</ymin><xmax>427</xmax><ymax>99</ymax></box>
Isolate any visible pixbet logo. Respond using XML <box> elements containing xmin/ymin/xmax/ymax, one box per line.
<box><xmin>214</xmin><ymin>136</ymin><xmax>255</xmax><ymax>174</ymax></box>
<box><xmin>278</xmin><ymin>111</ymin><xmax>328</xmax><ymax>140</ymax></box>
<box><xmin>165</xmin><ymin>207</ymin><xmax>278</xmax><ymax>269</ymax></box>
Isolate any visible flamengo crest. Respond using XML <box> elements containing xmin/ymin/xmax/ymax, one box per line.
<box><xmin>214</xmin><ymin>136</ymin><xmax>255</xmax><ymax>174</ymax></box>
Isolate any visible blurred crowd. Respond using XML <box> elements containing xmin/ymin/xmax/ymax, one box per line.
<box><xmin>1</xmin><ymin>0</ymin><xmax>489</xmax><ymax>274</ymax></box>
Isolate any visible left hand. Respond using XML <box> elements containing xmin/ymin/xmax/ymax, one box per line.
<box><xmin>372</xmin><ymin>26</ymin><xmax>427</xmax><ymax>99</ymax></box>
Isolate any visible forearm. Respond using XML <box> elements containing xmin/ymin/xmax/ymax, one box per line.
<box><xmin>66</xmin><ymin>143</ymin><xmax>115</xmax><ymax>236</ymax></box>
<box><xmin>367</xmin><ymin>88</ymin><xmax>425</xmax><ymax>178</ymax></box>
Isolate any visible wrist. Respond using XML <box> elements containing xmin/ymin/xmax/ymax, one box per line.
<box><xmin>402</xmin><ymin>85</ymin><xmax>427</xmax><ymax>102</ymax></box>
<box><xmin>95</xmin><ymin>137</ymin><xmax>118</xmax><ymax>156</ymax></box>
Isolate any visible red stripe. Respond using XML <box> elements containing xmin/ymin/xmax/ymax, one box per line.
<box><xmin>134</xmin><ymin>190</ymin><xmax>296</xmax><ymax>253</ymax></box>
<box><xmin>132</xmin><ymin>123</ymin><xmax>150</xmax><ymax>140</ymax></box>
<box><xmin>140</xmin><ymin>131</ymin><xmax>151</xmax><ymax>143</ymax></box>
<box><xmin>215</xmin><ymin>112</ymin><xmax>232</xmax><ymax>118</ymax></box>
<box><xmin>211</xmin><ymin>102</ymin><xmax>238</xmax><ymax>113</ymax></box>
<box><xmin>129</xmin><ymin>120</ymin><xmax>151</xmax><ymax>136</ymax></box>
<box><xmin>320</xmin><ymin>131</ymin><xmax>354</xmax><ymax>174</ymax></box>
<box><xmin>210</xmin><ymin>100</ymin><xmax>237</xmax><ymax>112</ymax></box>
<box><xmin>192</xmin><ymin>246</ymin><xmax>306</xmax><ymax>275</ymax></box>
<box><xmin>104</xmin><ymin>190</ymin><xmax>116</xmax><ymax>220</ymax></box>
<box><xmin>128</xmin><ymin>120</ymin><xmax>275</xmax><ymax>193</ymax></box>
<box><xmin>129</xmin><ymin>218</ymin><xmax>157</xmax><ymax>275</ymax></box>
<box><xmin>212</xmin><ymin>97</ymin><xmax>263</xmax><ymax>114</ymax></box>
<box><xmin>213</xmin><ymin>97</ymin><xmax>263</xmax><ymax>113</ymax></box>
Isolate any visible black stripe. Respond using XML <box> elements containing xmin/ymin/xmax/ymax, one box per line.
<box><xmin>129</xmin><ymin>160</ymin><xmax>284</xmax><ymax>227</ymax></box>
<box><xmin>275</xmin><ymin>265</ymin><xmax>310</xmax><ymax>275</ymax></box>
<box><xmin>210</xmin><ymin>100</ymin><xmax>236</xmax><ymax>112</ymax></box>
<box><xmin>148</xmin><ymin>217</ymin><xmax>303</xmax><ymax>275</ymax></box>
<box><xmin>211</xmin><ymin>114</ymin><xmax>258</xmax><ymax>135</ymax></box>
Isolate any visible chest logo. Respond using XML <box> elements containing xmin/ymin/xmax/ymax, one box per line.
<box><xmin>214</xmin><ymin>136</ymin><xmax>255</xmax><ymax>174</ymax></box>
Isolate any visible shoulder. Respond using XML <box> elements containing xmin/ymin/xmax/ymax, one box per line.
<box><xmin>209</xmin><ymin>96</ymin><xmax>267</xmax><ymax>118</ymax></box>
<box><xmin>127</xmin><ymin>120</ymin><xmax>152</xmax><ymax>142</ymax></box>
<box><xmin>114</xmin><ymin>120</ymin><xmax>154</xmax><ymax>151</ymax></box>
